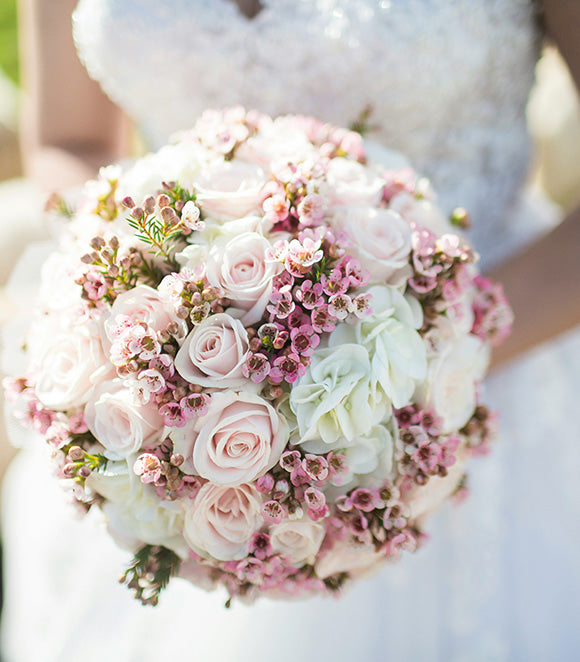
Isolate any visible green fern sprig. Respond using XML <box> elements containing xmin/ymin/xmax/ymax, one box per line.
<box><xmin>126</xmin><ymin>214</ymin><xmax>179</xmax><ymax>267</ymax></box>
<box><xmin>120</xmin><ymin>545</ymin><xmax>181</xmax><ymax>606</ymax></box>
<box><xmin>125</xmin><ymin>189</ymin><xmax>198</xmax><ymax>270</ymax></box>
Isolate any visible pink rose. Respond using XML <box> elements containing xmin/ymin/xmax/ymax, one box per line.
<box><xmin>184</xmin><ymin>483</ymin><xmax>262</xmax><ymax>560</ymax></box>
<box><xmin>103</xmin><ymin>285</ymin><xmax>187</xmax><ymax>346</ymax></box>
<box><xmin>171</xmin><ymin>391</ymin><xmax>289</xmax><ymax>485</ymax></box>
<box><xmin>84</xmin><ymin>379</ymin><xmax>165</xmax><ymax>460</ymax></box>
<box><xmin>194</xmin><ymin>160</ymin><xmax>266</xmax><ymax>222</ymax></box>
<box><xmin>205</xmin><ymin>232</ymin><xmax>282</xmax><ymax>325</ymax></box>
<box><xmin>325</xmin><ymin>158</ymin><xmax>384</xmax><ymax>207</ymax></box>
<box><xmin>333</xmin><ymin>207</ymin><xmax>413</xmax><ymax>282</ymax></box>
<box><xmin>174</xmin><ymin>313</ymin><xmax>249</xmax><ymax>388</ymax></box>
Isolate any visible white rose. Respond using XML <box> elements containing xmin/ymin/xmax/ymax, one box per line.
<box><xmin>88</xmin><ymin>461</ymin><xmax>187</xmax><ymax>557</ymax></box>
<box><xmin>34</xmin><ymin>321</ymin><xmax>109</xmax><ymax>410</ymax></box>
<box><xmin>236</xmin><ymin>116</ymin><xmax>317</xmax><ymax>167</ymax></box>
<box><xmin>332</xmin><ymin>206</ymin><xmax>413</xmax><ymax>282</ymax></box>
<box><xmin>205</xmin><ymin>232</ymin><xmax>282</xmax><ymax>326</ymax></box>
<box><xmin>422</xmin><ymin>335</ymin><xmax>490</xmax><ymax>433</ymax></box>
<box><xmin>171</xmin><ymin>391</ymin><xmax>289</xmax><ymax>485</ymax></box>
<box><xmin>325</xmin><ymin>158</ymin><xmax>384</xmax><ymax>207</ymax></box>
<box><xmin>330</xmin><ymin>286</ymin><xmax>427</xmax><ymax>409</ymax></box>
<box><xmin>175</xmin><ymin>313</ymin><xmax>250</xmax><ymax>388</ymax></box>
<box><xmin>315</xmin><ymin>540</ymin><xmax>384</xmax><ymax>580</ymax></box>
<box><xmin>184</xmin><ymin>483</ymin><xmax>262</xmax><ymax>561</ymax></box>
<box><xmin>84</xmin><ymin>379</ymin><xmax>164</xmax><ymax>460</ymax></box>
<box><xmin>194</xmin><ymin>160</ymin><xmax>266</xmax><ymax>222</ymax></box>
<box><xmin>270</xmin><ymin>518</ymin><xmax>325</xmax><ymax>566</ymax></box>
<box><xmin>176</xmin><ymin>242</ymin><xmax>209</xmax><ymax>272</ymax></box>
<box><xmin>176</xmin><ymin>215</ymin><xmax>275</xmax><ymax>272</ymax></box>
<box><xmin>389</xmin><ymin>191</ymin><xmax>452</xmax><ymax>236</ymax></box>
<box><xmin>103</xmin><ymin>285</ymin><xmax>187</xmax><ymax>345</ymax></box>
<box><xmin>339</xmin><ymin>424</ymin><xmax>394</xmax><ymax>483</ymax></box>
<box><xmin>290</xmin><ymin>344</ymin><xmax>388</xmax><ymax>451</ymax></box>
<box><xmin>117</xmin><ymin>141</ymin><xmax>208</xmax><ymax>204</ymax></box>
<box><xmin>39</xmin><ymin>252</ymin><xmax>84</xmax><ymax>312</ymax></box>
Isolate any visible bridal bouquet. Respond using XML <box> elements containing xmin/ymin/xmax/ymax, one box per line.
<box><xmin>4</xmin><ymin>108</ymin><xmax>512</xmax><ymax>605</ymax></box>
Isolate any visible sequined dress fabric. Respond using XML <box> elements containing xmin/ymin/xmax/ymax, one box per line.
<box><xmin>2</xmin><ymin>1</ymin><xmax>580</xmax><ymax>660</ymax></box>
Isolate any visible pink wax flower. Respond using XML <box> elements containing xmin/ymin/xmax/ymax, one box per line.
<box><xmin>290</xmin><ymin>325</ymin><xmax>320</xmax><ymax>357</ymax></box>
<box><xmin>134</xmin><ymin>453</ymin><xmax>162</xmax><ymax>484</ymax></box>
<box><xmin>243</xmin><ymin>353</ymin><xmax>271</xmax><ymax>383</ymax></box>
<box><xmin>295</xmin><ymin>280</ymin><xmax>324</xmax><ymax>310</ymax></box>
<box><xmin>310</xmin><ymin>305</ymin><xmax>336</xmax><ymax>333</ymax></box>
<box><xmin>269</xmin><ymin>353</ymin><xmax>306</xmax><ymax>384</ymax></box>
<box><xmin>261</xmin><ymin>500</ymin><xmax>285</xmax><ymax>524</ymax></box>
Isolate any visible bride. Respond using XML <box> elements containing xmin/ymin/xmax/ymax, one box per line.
<box><xmin>2</xmin><ymin>1</ymin><xmax>580</xmax><ymax>660</ymax></box>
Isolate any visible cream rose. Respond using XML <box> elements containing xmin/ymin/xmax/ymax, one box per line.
<box><xmin>422</xmin><ymin>335</ymin><xmax>490</xmax><ymax>433</ymax></box>
<box><xmin>84</xmin><ymin>379</ymin><xmax>165</xmax><ymax>460</ymax></box>
<box><xmin>332</xmin><ymin>206</ymin><xmax>413</xmax><ymax>282</ymax></box>
<box><xmin>174</xmin><ymin>313</ymin><xmax>250</xmax><ymax>388</ymax></box>
<box><xmin>103</xmin><ymin>285</ymin><xmax>186</xmax><ymax>345</ymax></box>
<box><xmin>171</xmin><ymin>391</ymin><xmax>289</xmax><ymax>485</ymax></box>
<box><xmin>88</xmin><ymin>461</ymin><xmax>187</xmax><ymax>557</ymax></box>
<box><xmin>325</xmin><ymin>157</ymin><xmax>384</xmax><ymax>207</ymax></box>
<box><xmin>194</xmin><ymin>160</ymin><xmax>266</xmax><ymax>222</ymax></box>
<box><xmin>404</xmin><ymin>457</ymin><xmax>466</xmax><ymax>522</ymax></box>
<box><xmin>184</xmin><ymin>483</ymin><xmax>262</xmax><ymax>561</ymax></box>
<box><xmin>34</xmin><ymin>321</ymin><xmax>108</xmax><ymax>410</ymax></box>
<box><xmin>205</xmin><ymin>232</ymin><xmax>282</xmax><ymax>326</ymax></box>
<box><xmin>290</xmin><ymin>344</ymin><xmax>388</xmax><ymax>451</ymax></box>
<box><xmin>270</xmin><ymin>518</ymin><xmax>325</xmax><ymax>566</ymax></box>
<box><xmin>330</xmin><ymin>286</ymin><xmax>427</xmax><ymax>409</ymax></box>
<box><xmin>315</xmin><ymin>540</ymin><xmax>384</xmax><ymax>580</ymax></box>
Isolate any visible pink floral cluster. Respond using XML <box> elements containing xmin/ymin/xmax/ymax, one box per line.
<box><xmin>256</xmin><ymin>448</ymin><xmax>348</xmax><ymax>524</ymax></box>
<box><xmin>213</xmin><ymin>547</ymin><xmax>326</xmax><ymax>600</ymax></box>
<box><xmin>460</xmin><ymin>405</ymin><xmax>500</xmax><ymax>457</ymax></box>
<box><xmin>395</xmin><ymin>404</ymin><xmax>460</xmax><ymax>488</ymax></box>
<box><xmin>243</xmin><ymin>229</ymin><xmax>372</xmax><ymax>385</ymax></box>
<box><xmin>184</xmin><ymin>106</ymin><xmax>262</xmax><ymax>157</ymax></box>
<box><xmin>106</xmin><ymin>312</ymin><xmax>210</xmax><ymax>428</ymax></box>
<box><xmin>293</xmin><ymin>115</ymin><xmax>366</xmax><ymax>162</ymax></box>
<box><xmin>408</xmin><ymin>228</ymin><xmax>474</xmax><ymax>297</ymax></box>
<box><xmin>471</xmin><ymin>275</ymin><xmax>514</xmax><ymax>347</ymax></box>
<box><xmin>134</xmin><ymin>439</ymin><xmax>204</xmax><ymax>500</ymax></box>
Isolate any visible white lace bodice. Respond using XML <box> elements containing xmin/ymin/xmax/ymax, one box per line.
<box><xmin>73</xmin><ymin>0</ymin><xmax>541</xmax><ymax>263</ymax></box>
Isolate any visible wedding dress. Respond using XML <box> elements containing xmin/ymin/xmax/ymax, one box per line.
<box><xmin>3</xmin><ymin>1</ymin><xmax>580</xmax><ymax>660</ymax></box>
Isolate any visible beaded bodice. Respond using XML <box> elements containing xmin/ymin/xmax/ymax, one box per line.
<box><xmin>73</xmin><ymin>0</ymin><xmax>541</xmax><ymax>261</ymax></box>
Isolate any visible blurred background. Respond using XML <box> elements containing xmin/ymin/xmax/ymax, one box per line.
<box><xmin>0</xmin><ymin>0</ymin><xmax>579</xmax><ymax>628</ymax></box>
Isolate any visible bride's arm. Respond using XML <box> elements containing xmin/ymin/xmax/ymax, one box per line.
<box><xmin>488</xmin><ymin>0</ymin><xmax>580</xmax><ymax>369</ymax></box>
<box><xmin>19</xmin><ymin>0</ymin><xmax>128</xmax><ymax>192</ymax></box>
